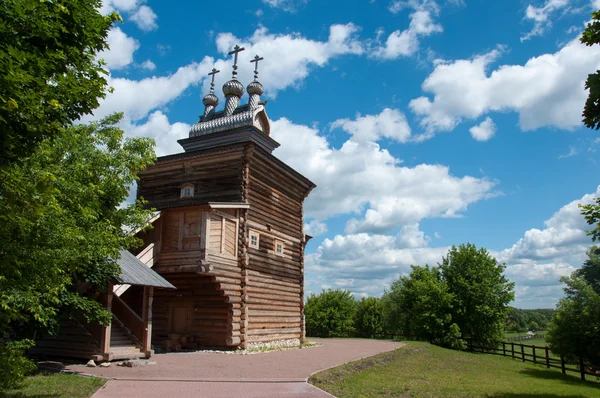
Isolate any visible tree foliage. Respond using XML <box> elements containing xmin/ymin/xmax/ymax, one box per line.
<box><xmin>383</xmin><ymin>266</ymin><xmax>464</xmax><ymax>349</ymax></box>
<box><xmin>575</xmin><ymin>245</ymin><xmax>600</xmax><ymax>294</ymax></box>
<box><xmin>304</xmin><ymin>289</ymin><xmax>357</xmax><ymax>337</ymax></box>
<box><xmin>581</xmin><ymin>11</ymin><xmax>600</xmax><ymax>130</ymax></box>
<box><xmin>382</xmin><ymin>244</ymin><xmax>514</xmax><ymax>349</ymax></box>
<box><xmin>0</xmin><ymin>0</ymin><xmax>119</xmax><ymax>165</ymax></box>
<box><xmin>441</xmin><ymin>244</ymin><xmax>515</xmax><ymax>347</ymax></box>
<box><xmin>546</xmin><ymin>275</ymin><xmax>600</xmax><ymax>364</ymax></box>
<box><xmin>354</xmin><ymin>297</ymin><xmax>384</xmax><ymax>338</ymax></box>
<box><xmin>505</xmin><ymin>308</ymin><xmax>554</xmax><ymax>332</ymax></box>
<box><xmin>580</xmin><ymin>197</ymin><xmax>600</xmax><ymax>243</ymax></box>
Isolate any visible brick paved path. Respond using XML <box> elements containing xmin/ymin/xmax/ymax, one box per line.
<box><xmin>71</xmin><ymin>338</ymin><xmax>404</xmax><ymax>398</ymax></box>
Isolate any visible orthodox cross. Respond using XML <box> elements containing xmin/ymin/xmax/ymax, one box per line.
<box><xmin>250</xmin><ymin>55</ymin><xmax>264</xmax><ymax>81</ymax></box>
<box><xmin>207</xmin><ymin>68</ymin><xmax>220</xmax><ymax>93</ymax></box>
<box><xmin>228</xmin><ymin>45</ymin><xmax>245</xmax><ymax>79</ymax></box>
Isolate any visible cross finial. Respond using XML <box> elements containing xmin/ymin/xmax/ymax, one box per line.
<box><xmin>207</xmin><ymin>68</ymin><xmax>220</xmax><ymax>93</ymax></box>
<box><xmin>250</xmin><ymin>55</ymin><xmax>264</xmax><ymax>81</ymax></box>
<box><xmin>228</xmin><ymin>44</ymin><xmax>245</xmax><ymax>79</ymax></box>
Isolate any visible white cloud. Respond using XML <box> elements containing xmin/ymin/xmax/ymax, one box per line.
<box><xmin>469</xmin><ymin>117</ymin><xmax>496</xmax><ymax>141</ymax></box>
<box><xmin>305</xmin><ymin>186</ymin><xmax>600</xmax><ymax>307</ymax></box>
<box><xmin>100</xmin><ymin>0</ymin><xmax>158</xmax><ymax>31</ymax></box>
<box><xmin>261</xmin><ymin>0</ymin><xmax>307</xmax><ymax>12</ymax></box>
<box><xmin>123</xmin><ymin>111</ymin><xmax>191</xmax><ymax>156</ymax></box>
<box><xmin>521</xmin><ymin>0</ymin><xmax>570</xmax><ymax>41</ymax></box>
<box><xmin>410</xmin><ymin>38</ymin><xmax>600</xmax><ymax>137</ymax></box>
<box><xmin>271</xmin><ymin>117</ymin><xmax>497</xmax><ymax>233</ymax></box>
<box><xmin>91</xmin><ymin>58</ymin><xmax>213</xmax><ymax>122</ymax></box>
<box><xmin>330</xmin><ymin>108</ymin><xmax>412</xmax><ymax>143</ymax></box>
<box><xmin>140</xmin><ymin>59</ymin><xmax>156</xmax><ymax>70</ymax></box>
<box><xmin>101</xmin><ymin>27</ymin><xmax>139</xmax><ymax>70</ymax></box>
<box><xmin>304</xmin><ymin>220</ymin><xmax>328</xmax><ymax>237</ymax></box>
<box><xmin>559</xmin><ymin>146</ymin><xmax>579</xmax><ymax>158</ymax></box>
<box><xmin>130</xmin><ymin>5</ymin><xmax>158</xmax><ymax>31</ymax></box>
<box><xmin>210</xmin><ymin>24</ymin><xmax>363</xmax><ymax>98</ymax></box>
<box><xmin>371</xmin><ymin>7</ymin><xmax>442</xmax><ymax>59</ymax></box>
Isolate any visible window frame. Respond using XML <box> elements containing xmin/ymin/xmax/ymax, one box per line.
<box><xmin>274</xmin><ymin>239</ymin><xmax>284</xmax><ymax>257</ymax></box>
<box><xmin>180</xmin><ymin>183</ymin><xmax>195</xmax><ymax>199</ymax></box>
<box><xmin>249</xmin><ymin>230</ymin><xmax>260</xmax><ymax>250</ymax></box>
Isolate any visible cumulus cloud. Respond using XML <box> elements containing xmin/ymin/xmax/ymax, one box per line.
<box><xmin>100</xmin><ymin>27</ymin><xmax>139</xmax><ymax>70</ymax></box>
<box><xmin>261</xmin><ymin>0</ymin><xmax>307</xmax><ymax>12</ymax></box>
<box><xmin>304</xmin><ymin>220</ymin><xmax>328</xmax><ymax>237</ymax></box>
<box><xmin>130</xmin><ymin>5</ymin><xmax>158</xmax><ymax>31</ymax></box>
<box><xmin>122</xmin><ymin>111</ymin><xmax>191</xmax><ymax>156</ymax></box>
<box><xmin>210</xmin><ymin>24</ymin><xmax>363</xmax><ymax>98</ymax></box>
<box><xmin>100</xmin><ymin>0</ymin><xmax>158</xmax><ymax>31</ymax></box>
<box><xmin>270</xmin><ymin>117</ymin><xmax>497</xmax><ymax>233</ymax></box>
<box><xmin>469</xmin><ymin>117</ymin><xmax>496</xmax><ymax>141</ymax></box>
<box><xmin>371</xmin><ymin>1</ymin><xmax>443</xmax><ymax>59</ymax></box>
<box><xmin>521</xmin><ymin>0</ymin><xmax>570</xmax><ymax>41</ymax></box>
<box><xmin>306</xmin><ymin>186</ymin><xmax>600</xmax><ymax>307</ymax></box>
<box><xmin>410</xmin><ymin>38</ymin><xmax>600</xmax><ymax>138</ymax></box>
<box><xmin>330</xmin><ymin>108</ymin><xmax>412</xmax><ymax>143</ymax></box>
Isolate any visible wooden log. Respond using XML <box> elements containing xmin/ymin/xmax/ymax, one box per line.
<box><xmin>248</xmin><ymin>322</ymin><xmax>302</xmax><ymax>329</ymax></box>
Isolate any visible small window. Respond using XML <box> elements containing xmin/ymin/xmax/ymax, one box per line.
<box><xmin>249</xmin><ymin>231</ymin><xmax>260</xmax><ymax>249</ymax></box>
<box><xmin>274</xmin><ymin>239</ymin><xmax>284</xmax><ymax>256</ymax></box>
<box><xmin>180</xmin><ymin>183</ymin><xmax>194</xmax><ymax>198</ymax></box>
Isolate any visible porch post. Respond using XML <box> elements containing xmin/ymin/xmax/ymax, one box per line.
<box><xmin>142</xmin><ymin>286</ymin><xmax>154</xmax><ymax>355</ymax></box>
<box><xmin>100</xmin><ymin>283</ymin><xmax>114</xmax><ymax>359</ymax></box>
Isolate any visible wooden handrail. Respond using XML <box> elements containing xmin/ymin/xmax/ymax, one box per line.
<box><xmin>112</xmin><ymin>295</ymin><xmax>145</xmax><ymax>346</ymax></box>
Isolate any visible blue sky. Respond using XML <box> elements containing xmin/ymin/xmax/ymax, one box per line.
<box><xmin>97</xmin><ymin>0</ymin><xmax>600</xmax><ymax>308</ymax></box>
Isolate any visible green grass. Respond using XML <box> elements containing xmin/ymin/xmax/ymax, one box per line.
<box><xmin>0</xmin><ymin>373</ymin><xmax>105</xmax><ymax>398</ymax></box>
<box><xmin>309</xmin><ymin>342</ymin><xmax>600</xmax><ymax>397</ymax></box>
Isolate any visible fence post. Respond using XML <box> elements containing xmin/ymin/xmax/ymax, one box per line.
<box><xmin>502</xmin><ymin>342</ymin><xmax>506</xmax><ymax>356</ymax></box>
<box><xmin>561</xmin><ymin>356</ymin><xmax>566</xmax><ymax>375</ymax></box>
<box><xmin>521</xmin><ymin>343</ymin><xmax>525</xmax><ymax>362</ymax></box>
<box><xmin>545</xmin><ymin>346</ymin><xmax>550</xmax><ymax>368</ymax></box>
<box><xmin>533</xmin><ymin>345</ymin><xmax>537</xmax><ymax>364</ymax></box>
<box><xmin>580</xmin><ymin>357</ymin><xmax>585</xmax><ymax>381</ymax></box>
<box><xmin>511</xmin><ymin>342</ymin><xmax>515</xmax><ymax>359</ymax></box>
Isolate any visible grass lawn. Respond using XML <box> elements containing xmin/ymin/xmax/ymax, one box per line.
<box><xmin>310</xmin><ymin>342</ymin><xmax>600</xmax><ymax>397</ymax></box>
<box><xmin>504</xmin><ymin>331</ymin><xmax>546</xmax><ymax>339</ymax></box>
<box><xmin>0</xmin><ymin>372</ymin><xmax>105</xmax><ymax>398</ymax></box>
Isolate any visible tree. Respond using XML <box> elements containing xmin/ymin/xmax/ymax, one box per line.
<box><xmin>0</xmin><ymin>114</ymin><xmax>155</xmax><ymax>388</ymax></box>
<box><xmin>355</xmin><ymin>297</ymin><xmax>384</xmax><ymax>338</ymax></box>
<box><xmin>441</xmin><ymin>244</ymin><xmax>515</xmax><ymax>347</ymax></box>
<box><xmin>575</xmin><ymin>245</ymin><xmax>600</xmax><ymax>294</ymax></box>
<box><xmin>304</xmin><ymin>289</ymin><xmax>357</xmax><ymax>337</ymax></box>
<box><xmin>546</xmin><ymin>275</ymin><xmax>600</xmax><ymax>365</ymax></box>
<box><xmin>383</xmin><ymin>266</ymin><xmax>464</xmax><ymax>349</ymax></box>
<box><xmin>582</xmin><ymin>11</ymin><xmax>600</xmax><ymax>130</ymax></box>
<box><xmin>580</xmin><ymin>197</ymin><xmax>600</xmax><ymax>242</ymax></box>
<box><xmin>0</xmin><ymin>0</ymin><xmax>119</xmax><ymax>165</ymax></box>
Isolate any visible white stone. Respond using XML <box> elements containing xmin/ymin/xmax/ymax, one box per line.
<box><xmin>86</xmin><ymin>360</ymin><xmax>96</xmax><ymax>367</ymax></box>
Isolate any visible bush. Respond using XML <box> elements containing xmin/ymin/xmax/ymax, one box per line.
<box><xmin>305</xmin><ymin>289</ymin><xmax>357</xmax><ymax>337</ymax></box>
<box><xmin>0</xmin><ymin>340</ymin><xmax>36</xmax><ymax>391</ymax></box>
<box><xmin>355</xmin><ymin>297</ymin><xmax>384</xmax><ymax>338</ymax></box>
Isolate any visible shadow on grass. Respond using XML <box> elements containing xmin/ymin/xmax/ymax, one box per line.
<box><xmin>0</xmin><ymin>394</ymin><xmax>60</xmax><ymax>398</ymax></box>
<box><xmin>490</xmin><ymin>395</ymin><xmax>590</xmax><ymax>398</ymax></box>
<box><xmin>519</xmin><ymin>368</ymin><xmax>600</xmax><ymax>386</ymax></box>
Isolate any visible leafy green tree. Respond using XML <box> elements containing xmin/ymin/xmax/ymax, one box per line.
<box><xmin>441</xmin><ymin>244</ymin><xmax>515</xmax><ymax>347</ymax></box>
<box><xmin>355</xmin><ymin>297</ymin><xmax>384</xmax><ymax>338</ymax></box>
<box><xmin>527</xmin><ymin>321</ymin><xmax>539</xmax><ymax>332</ymax></box>
<box><xmin>304</xmin><ymin>289</ymin><xmax>357</xmax><ymax>337</ymax></box>
<box><xmin>0</xmin><ymin>0</ymin><xmax>119</xmax><ymax>165</ymax></box>
<box><xmin>546</xmin><ymin>275</ymin><xmax>600</xmax><ymax>364</ymax></box>
<box><xmin>580</xmin><ymin>197</ymin><xmax>600</xmax><ymax>242</ymax></box>
<box><xmin>0</xmin><ymin>114</ymin><xmax>155</xmax><ymax>388</ymax></box>
<box><xmin>383</xmin><ymin>266</ymin><xmax>464</xmax><ymax>349</ymax></box>
<box><xmin>575</xmin><ymin>245</ymin><xmax>600</xmax><ymax>294</ymax></box>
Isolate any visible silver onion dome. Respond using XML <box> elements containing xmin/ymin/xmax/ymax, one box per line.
<box><xmin>202</xmin><ymin>92</ymin><xmax>218</xmax><ymax>107</ymax></box>
<box><xmin>246</xmin><ymin>80</ymin><xmax>264</xmax><ymax>96</ymax></box>
<box><xmin>223</xmin><ymin>79</ymin><xmax>244</xmax><ymax>97</ymax></box>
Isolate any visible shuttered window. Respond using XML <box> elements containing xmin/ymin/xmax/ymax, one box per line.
<box><xmin>208</xmin><ymin>213</ymin><xmax>237</xmax><ymax>257</ymax></box>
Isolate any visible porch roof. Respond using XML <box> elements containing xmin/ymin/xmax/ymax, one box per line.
<box><xmin>115</xmin><ymin>250</ymin><xmax>176</xmax><ymax>289</ymax></box>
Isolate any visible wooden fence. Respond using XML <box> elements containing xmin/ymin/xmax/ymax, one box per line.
<box><xmin>306</xmin><ymin>329</ymin><xmax>599</xmax><ymax>382</ymax></box>
<box><xmin>468</xmin><ymin>340</ymin><xmax>599</xmax><ymax>381</ymax></box>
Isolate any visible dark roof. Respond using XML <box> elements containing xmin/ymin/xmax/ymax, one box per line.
<box><xmin>114</xmin><ymin>250</ymin><xmax>175</xmax><ymax>289</ymax></box>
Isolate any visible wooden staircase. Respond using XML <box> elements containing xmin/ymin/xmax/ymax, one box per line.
<box><xmin>109</xmin><ymin>315</ymin><xmax>146</xmax><ymax>360</ymax></box>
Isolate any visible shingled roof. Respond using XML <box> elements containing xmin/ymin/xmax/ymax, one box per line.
<box><xmin>114</xmin><ymin>249</ymin><xmax>175</xmax><ymax>289</ymax></box>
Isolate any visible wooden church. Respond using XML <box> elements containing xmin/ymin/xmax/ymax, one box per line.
<box><xmin>120</xmin><ymin>46</ymin><xmax>315</xmax><ymax>350</ymax></box>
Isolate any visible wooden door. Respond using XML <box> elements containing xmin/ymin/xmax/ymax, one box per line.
<box><xmin>170</xmin><ymin>306</ymin><xmax>191</xmax><ymax>333</ymax></box>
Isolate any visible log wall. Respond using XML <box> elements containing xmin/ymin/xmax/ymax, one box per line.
<box><xmin>244</xmin><ymin>149</ymin><xmax>310</xmax><ymax>343</ymax></box>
